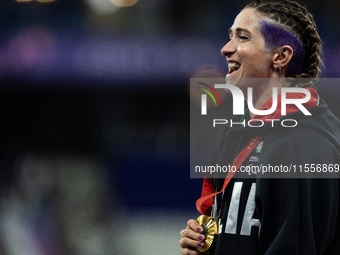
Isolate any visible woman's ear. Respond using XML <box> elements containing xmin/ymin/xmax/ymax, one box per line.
<box><xmin>272</xmin><ymin>45</ymin><xmax>294</xmax><ymax>69</ymax></box>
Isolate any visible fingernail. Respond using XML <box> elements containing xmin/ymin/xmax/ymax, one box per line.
<box><xmin>199</xmin><ymin>235</ymin><xmax>203</xmax><ymax>241</ymax></box>
<box><xmin>197</xmin><ymin>228</ymin><xmax>202</xmax><ymax>233</ymax></box>
<box><xmin>198</xmin><ymin>243</ymin><xmax>202</xmax><ymax>247</ymax></box>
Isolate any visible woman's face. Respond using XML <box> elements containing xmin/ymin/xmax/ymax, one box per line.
<box><xmin>221</xmin><ymin>8</ymin><xmax>275</xmax><ymax>80</ymax></box>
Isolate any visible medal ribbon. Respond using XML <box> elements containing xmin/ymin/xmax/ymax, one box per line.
<box><xmin>196</xmin><ymin>135</ymin><xmax>264</xmax><ymax>215</ymax></box>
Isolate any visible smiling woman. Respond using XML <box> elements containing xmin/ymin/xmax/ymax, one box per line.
<box><xmin>180</xmin><ymin>1</ymin><xmax>340</xmax><ymax>255</ymax></box>
<box><xmin>222</xmin><ymin>8</ymin><xmax>277</xmax><ymax>80</ymax></box>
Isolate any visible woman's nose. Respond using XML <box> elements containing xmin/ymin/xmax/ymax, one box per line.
<box><xmin>221</xmin><ymin>39</ymin><xmax>236</xmax><ymax>58</ymax></box>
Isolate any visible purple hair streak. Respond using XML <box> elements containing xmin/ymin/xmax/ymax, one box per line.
<box><xmin>260</xmin><ymin>20</ymin><xmax>305</xmax><ymax>77</ymax></box>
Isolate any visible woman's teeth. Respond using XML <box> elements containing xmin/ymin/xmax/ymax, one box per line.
<box><xmin>228</xmin><ymin>62</ymin><xmax>240</xmax><ymax>73</ymax></box>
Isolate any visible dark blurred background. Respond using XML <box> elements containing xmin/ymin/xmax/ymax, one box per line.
<box><xmin>0</xmin><ymin>0</ymin><xmax>339</xmax><ymax>254</ymax></box>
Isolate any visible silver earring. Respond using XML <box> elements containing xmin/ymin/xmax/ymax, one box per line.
<box><xmin>275</xmin><ymin>67</ymin><xmax>282</xmax><ymax>75</ymax></box>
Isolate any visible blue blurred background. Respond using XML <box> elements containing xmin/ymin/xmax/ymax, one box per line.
<box><xmin>0</xmin><ymin>0</ymin><xmax>339</xmax><ymax>254</ymax></box>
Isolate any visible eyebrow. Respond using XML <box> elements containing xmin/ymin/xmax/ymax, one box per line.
<box><xmin>228</xmin><ymin>27</ymin><xmax>251</xmax><ymax>36</ymax></box>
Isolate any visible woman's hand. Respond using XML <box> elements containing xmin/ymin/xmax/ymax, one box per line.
<box><xmin>179</xmin><ymin>219</ymin><xmax>206</xmax><ymax>255</ymax></box>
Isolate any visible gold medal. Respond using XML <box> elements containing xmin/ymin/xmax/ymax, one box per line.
<box><xmin>196</xmin><ymin>215</ymin><xmax>218</xmax><ymax>252</ymax></box>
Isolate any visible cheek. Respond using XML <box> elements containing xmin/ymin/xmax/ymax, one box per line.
<box><xmin>239</xmin><ymin>45</ymin><xmax>264</xmax><ymax>63</ymax></box>
<box><xmin>240</xmin><ymin>50</ymin><xmax>263</xmax><ymax>72</ymax></box>
<box><xmin>237</xmin><ymin>44</ymin><xmax>250</xmax><ymax>58</ymax></box>
<box><xmin>253</xmin><ymin>50</ymin><xmax>273</xmax><ymax>69</ymax></box>
<box><xmin>238</xmin><ymin>45</ymin><xmax>272</xmax><ymax>76</ymax></box>
<box><xmin>238</xmin><ymin>47</ymin><xmax>254</xmax><ymax>70</ymax></box>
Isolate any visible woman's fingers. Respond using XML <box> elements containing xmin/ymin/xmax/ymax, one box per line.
<box><xmin>179</xmin><ymin>219</ymin><xmax>207</xmax><ymax>254</ymax></box>
<box><xmin>180</xmin><ymin>234</ymin><xmax>205</xmax><ymax>248</ymax></box>
<box><xmin>186</xmin><ymin>219</ymin><xmax>205</xmax><ymax>242</ymax></box>
<box><xmin>180</xmin><ymin>247</ymin><xmax>202</xmax><ymax>255</ymax></box>
<box><xmin>179</xmin><ymin>237</ymin><xmax>204</xmax><ymax>255</ymax></box>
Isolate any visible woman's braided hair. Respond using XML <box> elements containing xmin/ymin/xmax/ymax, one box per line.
<box><xmin>245</xmin><ymin>0</ymin><xmax>323</xmax><ymax>79</ymax></box>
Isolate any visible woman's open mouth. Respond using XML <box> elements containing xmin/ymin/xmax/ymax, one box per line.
<box><xmin>228</xmin><ymin>62</ymin><xmax>241</xmax><ymax>75</ymax></box>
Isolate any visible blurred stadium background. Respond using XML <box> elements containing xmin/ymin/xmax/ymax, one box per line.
<box><xmin>0</xmin><ymin>0</ymin><xmax>339</xmax><ymax>254</ymax></box>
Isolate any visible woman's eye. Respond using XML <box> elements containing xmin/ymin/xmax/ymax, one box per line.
<box><xmin>239</xmin><ymin>35</ymin><xmax>249</xmax><ymax>40</ymax></box>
